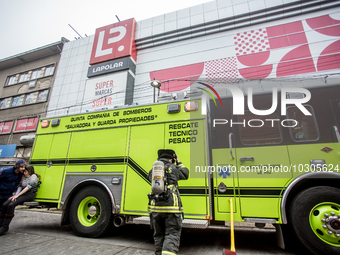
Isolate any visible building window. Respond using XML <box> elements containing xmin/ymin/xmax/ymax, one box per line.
<box><xmin>18</xmin><ymin>72</ymin><xmax>28</xmax><ymax>83</ymax></box>
<box><xmin>37</xmin><ymin>89</ymin><xmax>49</xmax><ymax>102</ymax></box>
<box><xmin>44</xmin><ymin>65</ymin><xmax>55</xmax><ymax>76</ymax></box>
<box><xmin>7</xmin><ymin>75</ymin><xmax>16</xmax><ymax>86</ymax></box>
<box><xmin>14</xmin><ymin>117</ymin><xmax>39</xmax><ymax>132</ymax></box>
<box><xmin>0</xmin><ymin>89</ymin><xmax>48</xmax><ymax>111</ymax></box>
<box><xmin>0</xmin><ymin>98</ymin><xmax>10</xmax><ymax>109</ymax></box>
<box><xmin>13</xmin><ymin>147</ymin><xmax>32</xmax><ymax>158</ymax></box>
<box><xmin>23</xmin><ymin>147</ymin><xmax>32</xmax><ymax>158</ymax></box>
<box><xmin>25</xmin><ymin>92</ymin><xmax>36</xmax><ymax>105</ymax></box>
<box><xmin>4</xmin><ymin>63</ymin><xmax>55</xmax><ymax>87</ymax></box>
<box><xmin>0</xmin><ymin>121</ymin><xmax>14</xmax><ymax>134</ymax></box>
<box><xmin>14</xmin><ymin>147</ymin><xmax>25</xmax><ymax>157</ymax></box>
<box><xmin>11</xmin><ymin>95</ymin><xmax>23</xmax><ymax>107</ymax></box>
<box><xmin>31</xmin><ymin>69</ymin><xmax>41</xmax><ymax>80</ymax></box>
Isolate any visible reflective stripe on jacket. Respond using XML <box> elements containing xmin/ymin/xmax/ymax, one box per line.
<box><xmin>148</xmin><ymin>159</ymin><xmax>189</xmax><ymax>213</ymax></box>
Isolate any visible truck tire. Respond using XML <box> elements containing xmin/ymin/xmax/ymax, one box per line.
<box><xmin>289</xmin><ymin>186</ymin><xmax>340</xmax><ymax>255</ymax></box>
<box><xmin>70</xmin><ymin>186</ymin><xmax>112</xmax><ymax>237</ymax></box>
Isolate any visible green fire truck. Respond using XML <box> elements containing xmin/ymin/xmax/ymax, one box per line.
<box><xmin>29</xmin><ymin>84</ymin><xmax>340</xmax><ymax>255</ymax></box>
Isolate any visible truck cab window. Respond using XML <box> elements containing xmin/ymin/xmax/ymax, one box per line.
<box><xmin>287</xmin><ymin>105</ymin><xmax>319</xmax><ymax>142</ymax></box>
<box><xmin>239</xmin><ymin>111</ymin><xmax>282</xmax><ymax>146</ymax></box>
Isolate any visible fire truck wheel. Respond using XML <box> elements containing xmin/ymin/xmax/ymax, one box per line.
<box><xmin>70</xmin><ymin>186</ymin><xmax>112</xmax><ymax>238</ymax></box>
<box><xmin>289</xmin><ymin>186</ymin><xmax>340</xmax><ymax>255</ymax></box>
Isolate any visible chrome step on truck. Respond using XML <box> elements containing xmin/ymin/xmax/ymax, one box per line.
<box><xmin>23</xmin><ymin>202</ymin><xmax>40</xmax><ymax>207</ymax></box>
<box><xmin>133</xmin><ymin>216</ymin><xmax>209</xmax><ymax>229</ymax></box>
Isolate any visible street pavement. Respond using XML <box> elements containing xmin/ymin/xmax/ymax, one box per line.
<box><xmin>0</xmin><ymin>208</ymin><xmax>307</xmax><ymax>255</ymax></box>
<box><xmin>1</xmin><ymin>209</ymin><xmax>153</xmax><ymax>255</ymax></box>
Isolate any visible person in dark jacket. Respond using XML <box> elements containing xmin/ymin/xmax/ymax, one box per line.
<box><xmin>0</xmin><ymin>160</ymin><xmax>25</xmax><ymax>211</ymax></box>
<box><xmin>148</xmin><ymin>149</ymin><xmax>189</xmax><ymax>255</ymax></box>
<box><xmin>0</xmin><ymin>165</ymin><xmax>40</xmax><ymax>236</ymax></box>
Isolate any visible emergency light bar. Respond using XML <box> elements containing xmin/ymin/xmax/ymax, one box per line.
<box><xmin>41</xmin><ymin>120</ymin><xmax>50</xmax><ymax>128</ymax></box>
<box><xmin>184</xmin><ymin>101</ymin><xmax>198</xmax><ymax>112</ymax></box>
<box><xmin>51</xmin><ymin>118</ymin><xmax>61</xmax><ymax>127</ymax></box>
<box><xmin>167</xmin><ymin>103</ymin><xmax>181</xmax><ymax>113</ymax></box>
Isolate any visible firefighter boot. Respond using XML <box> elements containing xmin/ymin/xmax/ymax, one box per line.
<box><xmin>0</xmin><ymin>214</ymin><xmax>14</xmax><ymax>236</ymax></box>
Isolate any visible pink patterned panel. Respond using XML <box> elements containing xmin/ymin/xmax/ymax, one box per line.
<box><xmin>306</xmin><ymin>15</ymin><xmax>340</xmax><ymax>36</ymax></box>
<box><xmin>234</xmin><ymin>27</ymin><xmax>271</xmax><ymax>79</ymax></box>
<box><xmin>267</xmin><ymin>21</ymin><xmax>307</xmax><ymax>49</ymax></box>
<box><xmin>276</xmin><ymin>45</ymin><xmax>315</xmax><ymax>77</ymax></box>
<box><xmin>239</xmin><ymin>64</ymin><xmax>273</xmax><ymax>79</ymax></box>
<box><xmin>317</xmin><ymin>40</ymin><xmax>340</xmax><ymax>71</ymax></box>
<box><xmin>205</xmin><ymin>57</ymin><xmax>239</xmax><ymax>84</ymax></box>
<box><xmin>234</xmin><ymin>28</ymin><xmax>269</xmax><ymax>56</ymax></box>
<box><xmin>237</xmin><ymin>51</ymin><xmax>270</xmax><ymax>66</ymax></box>
<box><xmin>150</xmin><ymin>63</ymin><xmax>204</xmax><ymax>92</ymax></box>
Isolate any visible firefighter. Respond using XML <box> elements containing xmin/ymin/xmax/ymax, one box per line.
<box><xmin>148</xmin><ymin>149</ymin><xmax>189</xmax><ymax>255</ymax></box>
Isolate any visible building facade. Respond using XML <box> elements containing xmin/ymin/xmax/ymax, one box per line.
<box><xmin>0</xmin><ymin>38</ymin><xmax>67</xmax><ymax>159</ymax></box>
<box><xmin>46</xmin><ymin>0</ymin><xmax>340</xmax><ymax>119</ymax></box>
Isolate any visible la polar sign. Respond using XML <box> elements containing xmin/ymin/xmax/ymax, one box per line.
<box><xmin>90</xmin><ymin>18</ymin><xmax>137</xmax><ymax>65</ymax></box>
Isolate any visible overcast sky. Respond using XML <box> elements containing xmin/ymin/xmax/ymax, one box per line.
<box><xmin>0</xmin><ymin>0</ymin><xmax>210</xmax><ymax>59</ymax></box>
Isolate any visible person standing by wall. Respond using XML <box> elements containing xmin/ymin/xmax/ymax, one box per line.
<box><xmin>0</xmin><ymin>165</ymin><xmax>40</xmax><ymax>236</ymax></box>
<box><xmin>148</xmin><ymin>149</ymin><xmax>189</xmax><ymax>255</ymax></box>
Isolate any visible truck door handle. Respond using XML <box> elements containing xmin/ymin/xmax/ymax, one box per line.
<box><xmin>240</xmin><ymin>157</ymin><xmax>254</xmax><ymax>161</ymax></box>
<box><xmin>229</xmin><ymin>133</ymin><xmax>234</xmax><ymax>159</ymax></box>
<box><xmin>47</xmin><ymin>161</ymin><xmax>52</xmax><ymax>168</ymax></box>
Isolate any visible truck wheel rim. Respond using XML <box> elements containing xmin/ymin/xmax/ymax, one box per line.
<box><xmin>309</xmin><ymin>202</ymin><xmax>340</xmax><ymax>246</ymax></box>
<box><xmin>77</xmin><ymin>196</ymin><xmax>101</xmax><ymax>226</ymax></box>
